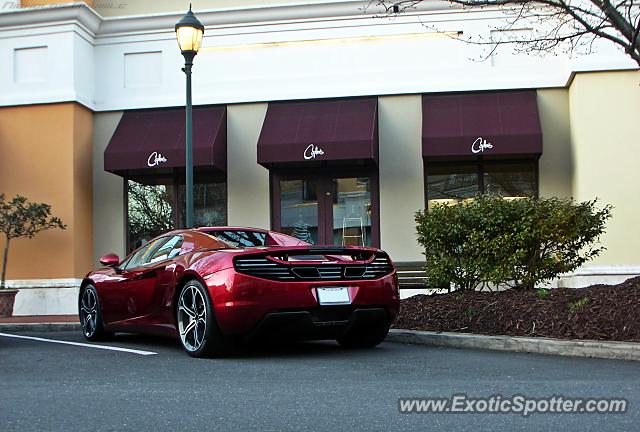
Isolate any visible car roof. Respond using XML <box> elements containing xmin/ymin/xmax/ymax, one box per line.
<box><xmin>196</xmin><ymin>226</ymin><xmax>269</xmax><ymax>233</ymax></box>
<box><xmin>159</xmin><ymin>227</ymin><xmax>269</xmax><ymax>237</ymax></box>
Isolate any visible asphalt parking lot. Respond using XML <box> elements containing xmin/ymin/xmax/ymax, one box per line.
<box><xmin>1</xmin><ymin>331</ymin><xmax>639</xmax><ymax>432</ymax></box>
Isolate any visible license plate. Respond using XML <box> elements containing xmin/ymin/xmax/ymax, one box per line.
<box><xmin>316</xmin><ymin>287</ymin><xmax>351</xmax><ymax>305</ymax></box>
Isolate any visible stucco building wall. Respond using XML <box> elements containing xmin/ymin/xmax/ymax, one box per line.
<box><xmin>226</xmin><ymin>103</ymin><xmax>271</xmax><ymax>230</ymax></box>
<box><xmin>537</xmin><ymin>88</ymin><xmax>573</xmax><ymax>199</ymax></box>
<box><xmin>92</xmin><ymin>111</ymin><xmax>125</xmax><ymax>265</ymax></box>
<box><xmin>0</xmin><ymin>102</ymin><xmax>93</xmax><ymax>280</ymax></box>
<box><xmin>569</xmin><ymin>70</ymin><xmax>640</xmax><ymax>267</ymax></box>
<box><xmin>378</xmin><ymin>95</ymin><xmax>424</xmax><ymax>262</ymax></box>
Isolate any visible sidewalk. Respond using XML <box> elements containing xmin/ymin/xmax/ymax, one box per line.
<box><xmin>0</xmin><ymin>315</ymin><xmax>80</xmax><ymax>332</ymax></box>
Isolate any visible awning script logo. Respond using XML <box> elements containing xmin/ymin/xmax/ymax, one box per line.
<box><xmin>304</xmin><ymin>144</ymin><xmax>325</xmax><ymax>160</ymax></box>
<box><xmin>471</xmin><ymin>137</ymin><xmax>493</xmax><ymax>154</ymax></box>
<box><xmin>148</xmin><ymin>151</ymin><xmax>167</xmax><ymax>167</ymax></box>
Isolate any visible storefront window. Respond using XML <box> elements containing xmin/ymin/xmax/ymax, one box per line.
<box><xmin>127</xmin><ymin>180</ymin><xmax>175</xmax><ymax>251</ymax></box>
<box><xmin>279</xmin><ymin>179</ymin><xmax>319</xmax><ymax>244</ymax></box>
<box><xmin>426</xmin><ymin>164</ymin><xmax>479</xmax><ymax>210</ymax></box>
<box><xmin>484</xmin><ymin>161</ymin><xmax>536</xmax><ymax>198</ymax></box>
<box><xmin>177</xmin><ymin>182</ymin><xmax>227</xmax><ymax>229</ymax></box>
<box><xmin>426</xmin><ymin>160</ymin><xmax>537</xmax><ymax>209</ymax></box>
<box><xmin>127</xmin><ymin>178</ymin><xmax>227</xmax><ymax>252</ymax></box>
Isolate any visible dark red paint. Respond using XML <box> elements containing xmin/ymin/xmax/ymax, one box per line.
<box><xmin>83</xmin><ymin>227</ymin><xmax>400</xmax><ymax>340</ymax></box>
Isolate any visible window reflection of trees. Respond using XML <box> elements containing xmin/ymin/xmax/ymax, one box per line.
<box><xmin>177</xmin><ymin>183</ymin><xmax>227</xmax><ymax>228</ymax></box>
<box><xmin>127</xmin><ymin>181</ymin><xmax>174</xmax><ymax>250</ymax></box>
<box><xmin>127</xmin><ymin>180</ymin><xmax>227</xmax><ymax>252</ymax></box>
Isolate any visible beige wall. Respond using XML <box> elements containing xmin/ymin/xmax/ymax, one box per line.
<box><xmin>95</xmin><ymin>0</ymin><xmax>331</xmax><ymax>17</ymax></box>
<box><xmin>537</xmin><ymin>88</ymin><xmax>573</xmax><ymax>199</ymax></box>
<box><xmin>378</xmin><ymin>95</ymin><xmax>424</xmax><ymax>262</ymax></box>
<box><xmin>0</xmin><ymin>103</ymin><xmax>93</xmax><ymax>280</ymax></box>
<box><xmin>226</xmin><ymin>103</ymin><xmax>271</xmax><ymax>229</ymax></box>
<box><xmin>569</xmin><ymin>70</ymin><xmax>640</xmax><ymax>266</ymax></box>
<box><xmin>92</xmin><ymin>111</ymin><xmax>125</xmax><ymax>265</ymax></box>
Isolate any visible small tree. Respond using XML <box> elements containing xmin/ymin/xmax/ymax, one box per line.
<box><xmin>0</xmin><ymin>194</ymin><xmax>66</xmax><ymax>289</ymax></box>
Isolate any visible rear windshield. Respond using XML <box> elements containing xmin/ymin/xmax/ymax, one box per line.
<box><xmin>208</xmin><ymin>230</ymin><xmax>267</xmax><ymax>248</ymax></box>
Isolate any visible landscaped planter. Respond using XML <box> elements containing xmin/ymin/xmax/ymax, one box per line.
<box><xmin>0</xmin><ymin>289</ymin><xmax>19</xmax><ymax>317</ymax></box>
<box><xmin>394</xmin><ymin>276</ymin><xmax>640</xmax><ymax>342</ymax></box>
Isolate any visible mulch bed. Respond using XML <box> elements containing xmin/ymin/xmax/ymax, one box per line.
<box><xmin>393</xmin><ymin>276</ymin><xmax>640</xmax><ymax>342</ymax></box>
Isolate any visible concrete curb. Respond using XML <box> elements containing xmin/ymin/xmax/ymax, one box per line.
<box><xmin>0</xmin><ymin>323</ymin><xmax>81</xmax><ymax>333</ymax></box>
<box><xmin>387</xmin><ymin>329</ymin><xmax>640</xmax><ymax>362</ymax></box>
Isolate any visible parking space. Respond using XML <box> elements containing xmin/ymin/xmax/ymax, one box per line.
<box><xmin>1</xmin><ymin>331</ymin><xmax>639</xmax><ymax>431</ymax></box>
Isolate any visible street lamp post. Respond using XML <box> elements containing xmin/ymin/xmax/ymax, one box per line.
<box><xmin>175</xmin><ymin>5</ymin><xmax>204</xmax><ymax>229</ymax></box>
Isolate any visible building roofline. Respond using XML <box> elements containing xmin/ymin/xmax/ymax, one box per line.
<box><xmin>0</xmin><ymin>1</ymin><xmax>462</xmax><ymax>37</ymax></box>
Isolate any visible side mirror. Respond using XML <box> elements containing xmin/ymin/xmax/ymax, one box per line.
<box><xmin>99</xmin><ymin>253</ymin><xmax>120</xmax><ymax>267</ymax></box>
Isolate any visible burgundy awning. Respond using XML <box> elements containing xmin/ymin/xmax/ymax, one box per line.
<box><xmin>104</xmin><ymin>106</ymin><xmax>226</xmax><ymax>174</ymax></box>
<box><xmin>422</xmin><ymin>91</ymin><xmax>542</xmax><ymax>158</ymax></box>
<box><xmin>257</xmin><ymin>98</ymin><xmax>378</xmax><ymax>167</ymax></box>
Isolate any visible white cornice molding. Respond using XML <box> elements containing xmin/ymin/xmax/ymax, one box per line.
<box><xmin>0</xmin><ymin>2</ymin><xmax>101</xmax><ymax>35</ymax></box>
<box><xmin>0</xmin><ymin>1</ymin><xmax>461</xmax><ymax>38</ymax></box>
<box><xmin>102</xmin><ymin>2</ymin><xmax>462</xmax><ymax>37</ymax></box>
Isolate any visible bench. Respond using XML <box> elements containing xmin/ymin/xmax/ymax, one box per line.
<box><xmin>395</xmin><ymin>261</ymin><xmax>451</xmax><ymax>295</ymax></box>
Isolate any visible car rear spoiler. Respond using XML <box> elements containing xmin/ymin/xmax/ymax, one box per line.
<box><xmin>235</xmin><ymin>245</ymin><xmax>390</xmax><ymax>265</ymax></box>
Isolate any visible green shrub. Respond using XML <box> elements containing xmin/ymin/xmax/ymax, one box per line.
<box><xmin>415</xmin><ymin>195</ymin><xmax>612</xmax><ymax>290</ymax></box>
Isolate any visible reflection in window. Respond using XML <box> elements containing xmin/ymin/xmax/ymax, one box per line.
<box><xmin>177</xmin><ymin>182</ymin><xmax>227</xmax><ymax>229</ymax></box>
<box><xmin>426</xmin><ymin>160</ymin><xmax>537</xmax><ymax>209</ymax></box>
<box><xmin>127</xmin><ymin>179</ymin><xmax>227</xmax><ymax>252</ymax></box>
<box><xmin>484</xmin><ymin>162</ymin><xmax>536</xmax><ymax>198</ymax></box>
<box><xmin>333</xmin><ymin>177</ymin><xmax>372</xmax><ymax>247</ymax></box>
<box><xmin>426</xmin><ymin>164</ymin><xmax>479</xmax><ymax>210</ymax></box>
<box><xmin>124</xmin><ymin>238</ymin><xmax>161</xmax><ymax>270</ymax></box>
<box><xmin>127</xmin><ymin>180</ymin><xmax>174</xmax><ymax>251</ymax></box>
<box><xmin>149</xmin><ymin>235</ymin><xmax>183</xmax><ymax>263</ymax></box>
<box><xmin>280</xmin><ymin>179</ymin><xmax>318</xmax><ymax>244</ymax></box>
<box><xmin>210</xmin><ymin>230</ymin><xmax>267</xmax><ymax>248</ymax></box>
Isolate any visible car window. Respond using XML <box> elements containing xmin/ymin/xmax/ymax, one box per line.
<box><xmin>209</xmin><ymin>230</ymin><xmax>267</xmax><ymax>248</ymax></box>
<box><xmin>123</xmin><ymin>239</ymin><xmax>161</xmax><ymax>270</ymax></box>
<box><xmin>149</xmin><ymin>235</ymin><xmax>183</xmax><ymax>263</ymax></box>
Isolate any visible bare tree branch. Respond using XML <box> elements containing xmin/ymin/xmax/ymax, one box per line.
<box><xmin>368</xmin><ymin>0</ymin><xmax>640</xmax><ymax>67</ymax></box>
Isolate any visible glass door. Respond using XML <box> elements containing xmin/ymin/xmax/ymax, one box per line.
<box><xmin>329</xmin><ymin>177</ymin><xmax>372</xmax><ymax>247</ymax></box>
<box><xmin>274</xmin><ymin>174</ymin><xmax>377</xmax><ymax>247</ymax></box>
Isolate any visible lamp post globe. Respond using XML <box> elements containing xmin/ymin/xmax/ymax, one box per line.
<box><xmin>175</xmin><ymin>5</ymin><xmax>204</xmax><ymax>229</ymax></box>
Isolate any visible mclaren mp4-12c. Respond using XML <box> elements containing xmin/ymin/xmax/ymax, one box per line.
<box><xmin>79</xmin><ymin>227</ymin><xmax>400</xmax><ymax>357</ymax></box>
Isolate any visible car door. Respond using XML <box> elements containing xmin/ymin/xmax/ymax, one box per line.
<box><xmin>99</xmin><ymin>239</ymin><xmax>160</xmax><ymax>325</ymax></box>
<box><xmin>100</xmin><ymin>236</ymin><xmax>184</xmax><ymax>327</ymax></box>
<box><xmin>119</xmin><ymin>236</ymin><xmax>184</xmax><ymax>325</ymax></box>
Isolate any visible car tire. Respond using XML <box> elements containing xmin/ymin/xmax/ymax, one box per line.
<box><xmin>176</xmin><ymin>279</ymin><xmax>234</xmax><ymax>358</ymax></box>
<box><xmin>336</xmin><ymin>320</ymin><xmax>390</xmax><ymax>349</ymax></box>
<box><xmin>79</xmin><ymin>285</ymin><xmax>113</xmax><ymax>341</ymax></box>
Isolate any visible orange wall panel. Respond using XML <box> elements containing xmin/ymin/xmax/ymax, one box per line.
<box><xmin>21</xmin><ymin>1</ymin><xmax>94</xmax><ymax>7</ymax></box>
<box><xmin>0</xmin><ymin>103</ymin><xmax>93</xmax><ymax>280</ymax></box>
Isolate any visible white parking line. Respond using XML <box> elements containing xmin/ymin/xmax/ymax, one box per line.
<box><xmin>0</xmin><ymin>333</ymin><xmax>158</xmax><ymax>356</ymax></box>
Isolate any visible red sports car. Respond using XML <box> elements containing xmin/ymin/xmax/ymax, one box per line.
<box><xmin>79</xmin><ymin>227</ymin><xmax>400</xmax><ymax>357</ymax></box>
